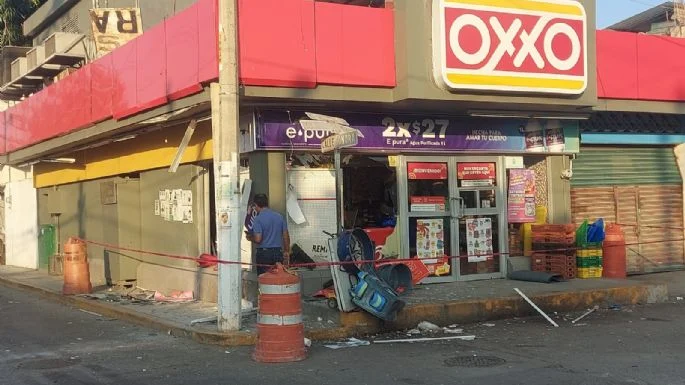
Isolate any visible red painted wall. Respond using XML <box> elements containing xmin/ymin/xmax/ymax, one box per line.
<box><xmin>2</xmin><ymin>0</ymin><xmax>396</xmax><ymax>154</ymax></box>
<box><xmin>597</xmin><ymin>30</ymin><xmax>685</xmax><ymax>101</ymax></box>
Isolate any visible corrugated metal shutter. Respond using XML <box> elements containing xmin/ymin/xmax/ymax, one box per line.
<box><xmin>572</xmin><ymin>147</ymin><xmax>682</xmax><ymax>186</ymax></box>
<box><xmin>571</xmin><ymin>146</ymin><xmax>685</xmax><ymax>274</ymax></box>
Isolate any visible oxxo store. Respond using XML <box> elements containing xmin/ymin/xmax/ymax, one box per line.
<box><xmin>253</xmin><ymin>112</ymin><xmax>580</xmax><ymax>283</ymax></box>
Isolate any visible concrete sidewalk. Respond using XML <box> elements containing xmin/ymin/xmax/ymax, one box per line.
<box><xmin>0</xmin><ymin>265</ymin><xmax>674</xmax><ymax>345</ymax></box>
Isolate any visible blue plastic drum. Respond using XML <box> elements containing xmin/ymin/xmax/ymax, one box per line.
<box><xmin>337</xmin><ymin>229</ymin><xmax>375</xmax><ymax>275</ymax></box>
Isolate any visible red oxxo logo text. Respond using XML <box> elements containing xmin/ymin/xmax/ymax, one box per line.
<box><xmin>432</xmin><ymin>0</ymin><xmax>587</xmax><ymax>94</ymax></box>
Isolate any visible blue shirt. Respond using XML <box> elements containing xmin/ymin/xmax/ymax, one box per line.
<box><xmin>252</xmin><ymin>208</ymin><xmax>288</xmax><ymax>249</ymax></box>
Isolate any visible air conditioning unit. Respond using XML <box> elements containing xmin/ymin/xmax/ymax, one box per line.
<box><xmin>26</xmin><ymin>45</ymin><xmax>45</xmax><ymax>70</ymax></box>
<box><xmin>44</xmin><ymin>32</ymin><xmax>82</xmax><ymax>57</ymax></box>
<box><xmin>10</xmin><ymin>57</ymin><xmax>27</xmax><ymax>80</ymax></box>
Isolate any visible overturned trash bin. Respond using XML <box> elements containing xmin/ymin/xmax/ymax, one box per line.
<box><xmin>376</xmin><ymin>263</ymin><xmax>413</xmax><ymax>294</ymax></box>
<box><xmin>350</xmin><ymin>271</ymin><xmax>405</xmax><ymax>322</ymax></box>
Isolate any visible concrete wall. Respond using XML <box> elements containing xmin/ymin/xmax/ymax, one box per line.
<box><xmin>37</xmin><ymin>164</ymin><xmax>210</xmax><ymax>295</ymax></box>
<box><xmin>29</xmin><ymin>0</ymin><xmax>198</xmax><ymax>47</ymax></box>
<box><xmin>5</xmin><ymin>178</ymin><xmax>38</xmax><ymax>269</ymax></box>
<box><xmin>547</xmin><ymin>156</ymin><xmax>573</xmax><ymax>224</ymax></box>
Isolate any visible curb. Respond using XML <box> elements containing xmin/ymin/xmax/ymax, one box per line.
<box><xmin>0</xmin><ymin>276</ymin><xmax>257</xmax><ymax>346</ymax></box>
<box><xmin>0</xmin><ymin>276</ymin><xmax>668</xmax><ymax>345</ymax></box>
<box><xmin>334</xmin><ymin>283</ymin><xmax>669</xmax><ymax>335</ymax></box>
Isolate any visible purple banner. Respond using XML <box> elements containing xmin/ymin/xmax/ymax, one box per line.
<box><xmin>256</xmin><ymin>112</ymin><xmax>580</xmax><ymax>153</ymax></box>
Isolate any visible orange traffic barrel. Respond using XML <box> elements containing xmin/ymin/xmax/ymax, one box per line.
<box><xmin>603</xmin><ymin>224</ymin><xmax>627</xmax><ymax>279</ymax></box>
<box><xmin>62</xmin><ymin>238</ymin><xmax>92</xmax><ymax>295</ymax></box>
<box><xmin>253</xmin><ymin>263</ymin><xmax>306</xmax><ymax>363</ymax></box>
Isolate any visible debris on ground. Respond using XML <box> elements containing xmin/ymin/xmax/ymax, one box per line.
<box><xmin>153</xmin><ymin>291</ymin><xmax>194</xmax><ymax>303</ymax></box>
<box><xmin>406</xmin><ymin>328</ymin><xmax>421</xmax><ymax>335</ymax></box>
<box><xmin>417</xmin><ymin>321</ymin><xmax>441</xmax><ymax>332</ymax></box>
<box><xmin>443</xmin><ymin>327</ymin><xmax>464</xmax><ymax>334</ymax></box>
<box><xmin>677</xmin><ymin>297</ymin><xmax>684</xmax><ymax>301</ymax></box>
<box><xmin>324</xmin><ymin>338</ymin><xmax>370</xmax><ymax>349</ymax></box>
<box><xmin>304</xmin><ymin>338</ymin><xmax>312</xmax><ymax>348</ymax></box>
<box><xmin>608</xmin><ymin>304</ymin><xmax>622</xmax><ymax>311</ymax></box>
<box><xmin>572</xmin><ymin>305</ymin><xmax>599</xmax><ymax>324</ymax></box>
<box><xmin>373</xmin><ymin>335</ymin><xmax>476</xmax><ymax>344</ymax></box>
<box><xmin>514</xmin><ymin>288</ymin><xmax>559</xmax><ymax>328</ymax></box>
<box><xmin>482</xmin><ymin>323</ymin><xmax>496</xmax><ymax>327</ymax></box>
<box><xmin>78</xmin><ymin>309</ymin><xmax>103</xmax><ymax>317</ymax></box>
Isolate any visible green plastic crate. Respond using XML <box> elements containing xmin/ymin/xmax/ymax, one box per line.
<box><xmin>576</xmin><ymin>256</ymin><xmax>603</xmax><ymax>268</ymax></box>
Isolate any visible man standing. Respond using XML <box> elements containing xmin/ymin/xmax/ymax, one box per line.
<box><xmin>245</xmin><ymin>194</ymin><xmax>290</xmax><ymax>274</ymax></box>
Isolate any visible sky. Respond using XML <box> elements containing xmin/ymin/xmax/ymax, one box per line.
<box><xmin>596</xmin><ymin>0</ymin><xmax>667</xmax><ymax>29</ymax></box>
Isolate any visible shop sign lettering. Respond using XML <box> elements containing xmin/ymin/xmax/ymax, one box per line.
<box><xmin>321</xmin><ymin>131</ymin><xmax>359</xmax><ymax>153</ymax></box>
<box><xmin>432</xmin><ymin>0</ymin><xmax>587</xmax><ymax>94</ymax></box>
<box><xmin>90</xmin><ymin>8</ymin><xmax>143</xmax><ymax>55</ymax></box>
<box><xmin>312</xmin><ymin>244</ymin><xmax>328</xmax><ymax>253</ymax></box>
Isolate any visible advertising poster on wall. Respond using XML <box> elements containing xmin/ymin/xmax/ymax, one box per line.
<box><xmin>507</xmin><ymin>169</ymin><xmax>536</xmax><ymax>223</ymax></box>
<box><xmin>416</xmin><ymin>218</ymin><xmax>450</xmax><ymax>276</ymax></box>
<box><xmin>466</xmin><ymin>218</ymin><xmax>493</xmax><ymax>262</ymax></box>
<box><xmin>457</xmin><ymin>163</ymin><xmax>496</xmax><ymax>187</ymax></box>
<box><xmin>407</xmin><ymin>162</ymin><xmax>447</xmax><ymax>180</ymax></box>
<box><xmin>258</xmin><ymin>112</ymin><xmax>580</xmax><ymax>154</ymax></box>
<box><xmin>410</xmin><ymin>196</ymin><xmax>446</xmax><ymax>212</ymax></box>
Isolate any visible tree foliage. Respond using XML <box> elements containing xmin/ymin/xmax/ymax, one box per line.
<box><xmin>0</xmin><ymin>0</ymin><xmax>47</xmax><ymax>46</ymax></box>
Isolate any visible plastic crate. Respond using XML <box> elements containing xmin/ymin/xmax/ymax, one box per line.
<box><xmin>532</xmin><ymin>233</ymin><xmax>576</xmax><ymax>246</ymax></box>
<box><xmin>531</xmin><ymin>224</ymin><xmax>576</xmax><ymax>233</ymax></box>
<box><xmin>576</xmin><ymin>249</ymin><xmax>603</xmax><ymax>257</ymax></box>
<box><xmin>532</xmin><ymin>243</ymin><xmax>576</xmax><ymax>255</ymax></box>
<box><xmin>577</xmin><ymin>267</ymin><xmax>603</xmax><ymax>279</ymax></box>
<box><xmin>576</xmin><ymin>256</ymin><xmax>603</xmax><ymax>268</ymax></box>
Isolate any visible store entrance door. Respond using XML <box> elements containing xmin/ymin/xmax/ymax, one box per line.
<box><xmin>399</xmin><ymin>156</ymin><xmax>506</xmax><ymax>283</ymax></box>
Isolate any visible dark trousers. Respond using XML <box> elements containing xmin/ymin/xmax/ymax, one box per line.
<box><xmin>256</xmin><ymin>248</ymin><xmax>284</xmax><ymax>275</ymax></box>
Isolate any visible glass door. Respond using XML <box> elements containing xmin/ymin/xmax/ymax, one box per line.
<box><xmin>399</xmin><ymin>157</ymin><xmax>457</xmax><ymax>283</ymax></box>
<box><xmin>454</xmin><ymin>157</ymin><xmax>506</xmax><ymax>281</ymax></box>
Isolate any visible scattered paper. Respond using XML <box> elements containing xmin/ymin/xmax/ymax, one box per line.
<box><xmin>443</xmin><ymin>328</ymin><xmax>464</xmax><ymax>334</ymax></box>
<box><xmin>304</xmin><ymin>338</ymin><xmax>312</xmax><ymax>348</ymax></box>
<box><xmin>153</xmin><ymin>291</ymin><xmax>194</xmax><ymax>303</ymax></box>
<box><xmin>324</xmin><ymin>338</ymin><xmax>370</xmax><ymax>349</ymax></box>
<box><xmin>286</xmin><ymin>185</ymin><xmax>306</xmax><ymax>224</ymax></box>
<box><xmin>482</xmin><ymin>323</ymin><xmax>496</xmax><ymax>327</ymax></box>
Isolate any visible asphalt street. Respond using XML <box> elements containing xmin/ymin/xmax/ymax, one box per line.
<box><xmin>2</xmin><ymin>283</ymin><xmax>685</xmax><ymax>385</ymax></box>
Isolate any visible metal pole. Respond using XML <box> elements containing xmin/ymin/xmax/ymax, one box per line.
<box><xmin>335</xmin><ymin>150</ymin><xmax>344</xmax><ymax>231</ymax></box>
<box><xmin>213</xmin><ymin>0</ymin><xmax>242</xmax><ymax>331</ymax></box>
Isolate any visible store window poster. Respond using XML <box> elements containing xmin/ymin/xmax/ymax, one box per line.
<box><xmin>507</xmin><ymin>169</ymin><xmax>536</xmax><ymax>223</ymax></box>
<box><xmin>416</xmin><ymin>218</ymin><xmax>450</xmax><ymax>276</ymax></box>
<box><xmin>466</xmin><ymin>218</ymin><xmax>493</xmax><ymax>263</ymax></box>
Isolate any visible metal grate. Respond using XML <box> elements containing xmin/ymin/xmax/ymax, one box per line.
<box><xmin>580</xmin><ymin>112</ymin><xmax>685</xmax><ymax>134</ymax></box>
<box><xmin>444</xmin><ymin>356</ymin><xmax>506</xmax><ymax>368</ymax></box>
<box><xmin>61</xmin><ymin>14</ymin><xmax>80</xmax><ymax>34</ymax></box>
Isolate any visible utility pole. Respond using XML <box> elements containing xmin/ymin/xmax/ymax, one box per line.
<box><xmin>212</xmin><ymin>0</ymin><xmax>241</xmax><ymax>331</ymax></box>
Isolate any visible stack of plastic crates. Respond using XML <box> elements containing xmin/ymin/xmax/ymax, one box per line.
<box><xmin>531</xmin><ymin>224</ymin><xmax>577</xmax><ymax>279</ymax></box>
<box><xmin>576</xmin><ymin>221</ymin><xmax>603</xmax><ymax>278</ymax></box>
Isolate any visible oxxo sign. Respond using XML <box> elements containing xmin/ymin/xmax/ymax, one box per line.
<box><xmin>432</xmin><ymin>0</ymin><xmax>587</xmax><ymax>95</ymax></box>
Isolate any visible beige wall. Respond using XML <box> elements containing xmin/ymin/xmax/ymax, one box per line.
<box><xmin>37</xmin><ymin>164</ymin><xmax>210</xmax><ymax>292</ymax></box>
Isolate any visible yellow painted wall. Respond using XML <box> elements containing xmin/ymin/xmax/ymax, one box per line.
<box><xmin>34</xmin><ymin>120</ymin><xmax>213</xmax><ymax>188</ymax></box>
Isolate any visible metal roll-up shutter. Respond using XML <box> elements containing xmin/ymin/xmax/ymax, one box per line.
<box><xmin>571</xmin><ymin>147</ymin><xmax>685</xmax><ymax>274</ymax></box>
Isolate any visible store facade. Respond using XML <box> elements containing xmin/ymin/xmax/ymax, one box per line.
<box><xmin>248</xmin><ymin>111</ymin><xmax>580</xmax><ymax>283</ymax></box>
<box><xmin>572</xmin><ymin>115</ymin><xmax>685</xmax><ymax>274</ymax></box>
